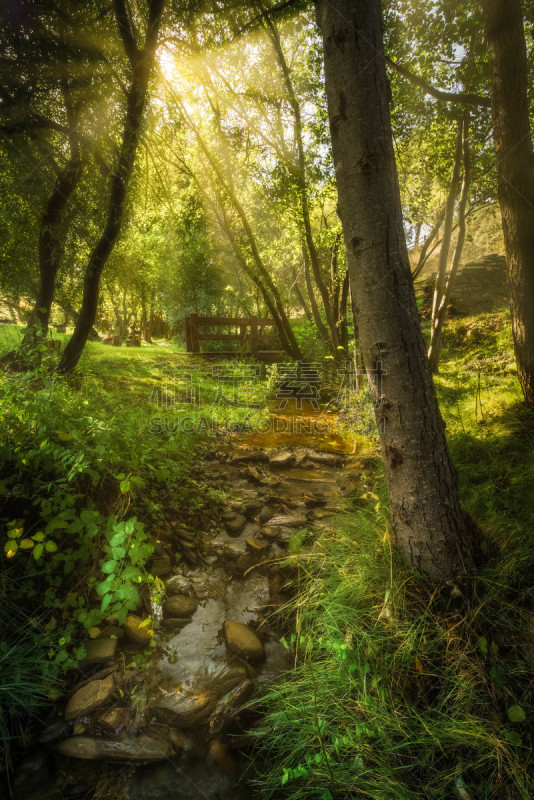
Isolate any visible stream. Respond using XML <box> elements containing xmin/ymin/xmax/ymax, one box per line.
<box><xmin>12</xmin><ymin>400</ymin><xmax>367</xmax><ymax>800</ymax></box>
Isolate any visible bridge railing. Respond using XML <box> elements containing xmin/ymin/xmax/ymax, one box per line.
<box><xmin>184</xmin><ymin>313</ymin><xmax>280</xmax><ymax>357</ymax></box>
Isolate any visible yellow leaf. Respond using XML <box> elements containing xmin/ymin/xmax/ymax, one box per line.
<box><xmin>19</xmin><ymin>538</ymin><xmax>35</xmax><ymax>549</ymax></box>
<box><xmin>490</xmin><ymin>640</ymin><xmax>499</xmax><ymax>656</ymax></box>
<box><xmin>88</xmin><ymin>627</ymin><xmax>101</xmax><ymax>639</ymax></box>
<box><xmin>415</xmin><ymin>656</ymin><xmax>424</xmax><ymax>674</ymax></box>
<box><xmin>6</xmin><ymin>548</ymin><xmax>17</xmax><ymax>559</ymax></box>
<box><xmin>139</xmin><ymin>617</ymin><xmax>152</xmax><ymax>629</ymax></box>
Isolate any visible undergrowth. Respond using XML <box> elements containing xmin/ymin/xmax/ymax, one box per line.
<box><xmin>255</xmin><ymin>310</ymin><xmax>534</xmax><ymax>799</ymax></box>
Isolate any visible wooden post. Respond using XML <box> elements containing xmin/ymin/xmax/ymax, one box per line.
<box><xmin>190</xmin><ymin>312</ymin><xmax>200</xmax><ymax>353</ymax></box>
<box><xmin>250</xmin><ymin>315</ymin><xmax>259</xmax><ymax>357</ymax></box>
<box><xmin>239</xmin><ymin>322</ymin><xmax>246</xmax><ymax>350</ymax></box>
<box><xmin>185</xmin><ymin>316</ymin><xmax>192</xmax><ymax>352</ymax></box>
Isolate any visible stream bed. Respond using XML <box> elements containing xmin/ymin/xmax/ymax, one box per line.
<box><xmin>12</xmin><ymin>401</ymin><xmax>368</xmax><ymax>800</ymax></box>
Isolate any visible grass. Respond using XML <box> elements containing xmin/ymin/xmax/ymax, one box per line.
<box><xmin>0</xmin><ymin>324</ymin><xmax>274</xmax><ymax>768</ymax></box>
<box><xmin>253</xmin><ymin>308</ymin><xmax>534</xmax><ymax>799</ymax></box>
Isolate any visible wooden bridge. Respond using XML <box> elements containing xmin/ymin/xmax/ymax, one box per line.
<box><xmin>184</xmin><ymin>313</ymin><xmax>281</xmax><ymax>360</ymax></box>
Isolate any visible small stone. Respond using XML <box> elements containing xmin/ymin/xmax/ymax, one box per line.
<box><xmin>151</xmin><ymin>557</ymin><xmax>172</xmax><ymax>578</ymax></box>
<box><xmin>246</xmin><ymin>538</ymin><xmax>271</xmax><ymax>554</ymax></box>
<box><xmin>244</xmin><ymin>500</ymin><xmax>263</xmax><ymax>517</ymax></box>
<box><xmin>223</xmin><ymin>620</ymin><xmax>266</xmax><ymax>663</ymax></box>
<box><xmin>232</xmin><ymin>553</ymin><xmax>255</xmax><ymax>576</ymax></box>
<box><xmin>269</xmin><ymin>450</ymin><xmax>295</xmax><ymax>467</ymax></box>
<box><xmin>55</xmin><ymin>733</ymin><xmax>173</xmax><ymax>761</ymax></box>
<box><xmin>166</xmin><ymin>576</ymin><xmax>193</xmax><ymax>596</ymax></box>
<box><xmin>224</xmin><ymin>514</ymin><xmax>247</xmax><ymax>535</ymax></box>
<box><xmin>260</xmin><ymin>526</ymin><xmax>279</xmax><ymax>540</ymax></box>
<box><xmin>163</xmin><ymin>595</ymin><xmax>198</xmax><ymax>618</ymax></box>
<box><xmin>268</xmin><ymin>514</ymin><xmax>307</xmax><ymax>528</ymax></box>
<box><xmin>221</xmin><ymin>510</ymin><xmax>237</xmax><ymax>522</ymax></box>
<box><xmin>122</xmin><ymin>615</ymin><xmax>153</xmax><ymax>646</ymax></box>
<box><xmin>81</xmin><ymin>638</ymin><xmax>118</xmax><ymax>666</ymax></box>
<box><xmin>258</xmin><ymin>506</ymin><xmax>275</xmax><ymax>525</ymax></box>
<box><xmin>98</xmin><ymin>707</ymin><xmax>129</xmax><ymax>734</ymax></box>
<box><xmin>65</xmin><ymin>675</ymin><xmax>115</xmax><ymax>720</ymax></box>
<box><xmin>191</xmin><ymin>579</ymin><xmax>209</xmax><ymax>600</ymax></box>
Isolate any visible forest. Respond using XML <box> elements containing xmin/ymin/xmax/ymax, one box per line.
<box><xmin>1</xmin><ymin>0</ymin><xmax>534</xmax><ymax>798</ymax></box>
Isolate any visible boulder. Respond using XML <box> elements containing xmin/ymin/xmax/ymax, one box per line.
<box><xmin>269</xmin><ymin>450</ymin><xmax>295</xmax><ymax>467</ymax></box>
<box><xmin>224</xmin><ymin>514</ymin><xmax>247</xmax><ymax>535</ymax></box>
<box><xmin>163</xmin><ymin>595</ymin><xmax>198</xmax><ymax>618</ymax></box>
<box><xmin>65</xmin><ymin>675</ymin><xmax>116</xmax><ymax>720</ymax></box>
<box><xmin>80</xmin><ymin>637</ymin><xmax>118</xmax><ymax>666</ymax></box>
<box><xmin>98</xmin><ymin>706</ymin><xmax>129</xmax><ymax>734</ymax></box>
<box><xmin>223</xmin><ymin>620</ymin><xmax>266</xmax><ymax>663</ymax></box>
<box><xmin>245</xmin><ymin>537</ymin><xmax>271</xmax><ymax>554</ymax></box>
<box><xmin>150</xmin><ymin>556</ymin><xmax>172</xmax><ymax>578</ymax></box>
<box><xmin>122</xmin><ymin>615</ymin><xmax>152</xmax><ymax>646</ymax></box>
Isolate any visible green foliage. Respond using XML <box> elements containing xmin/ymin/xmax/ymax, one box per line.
<box><xmin>255</xmin><ymin>312</ymin><xmax>534</xmax><ymax>799</ymax></box>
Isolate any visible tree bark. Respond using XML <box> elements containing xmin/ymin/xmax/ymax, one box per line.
<box><xmin>317</xmin><ymin>0</ymin><xmax>473</xmax><ymax>582</ymax></box>
<box><xmin>58</xmin><ymin>0</ymin><xmax>165</xmax><ymax>372</ymax></box>
<box><xmin>428</xmin><ymin>117</ymin><xmax>470</xmax><ymax>373</ymax></box>
<box><xmin>482</xmin><ymin>0</ymin><xmax>534</xmax><ymax>407</ymax></box>
<box><xmin>25</xmin><ymin>153</ymin><xmax>85</xmax><ymax>340</ymax></box>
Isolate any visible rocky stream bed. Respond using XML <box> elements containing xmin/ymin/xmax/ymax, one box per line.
<box><xmin>12</xmin><ymin>418</ymin><xmax>367</xmax><ymax>800</ymax></box>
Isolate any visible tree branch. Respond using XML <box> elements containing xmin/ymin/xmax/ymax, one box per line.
<box><xmin>113</xmin><ymin>0</ymin><xmax>139</xmax><ymax>66</ymax></box>
<box><xmin>386</xmin><ymin>57</ymin><xmax>491</xmax><ymax>108</ymax></box>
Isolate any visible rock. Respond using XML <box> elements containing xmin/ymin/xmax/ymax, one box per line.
<box><xmin>191</xmin><ymin>578</ymin><xmax>209</xmax><ymax>600</ymax></box>
<box><xmin>223</xmin><ymin>620</ymin><xmax>266</xmax><ymax>663</ymax></box>
<box><xmin>55</xmin><ymin>733</ymin><xmax>173</xmax><ymax>761</ymax></box>
<box><xmin>148</xmin><ymin>689</ymin><xmax>217</xmax><ymax>727</ymax></box>
<box><xmin>232</xmin><ymin>553</ymin><xmax>255</xmax><ymax>576</ymax></box>
<box><xmin>269</xmin><ymin>450</ymin><xmax>295</xmax><ymax>467</ymax></box>
<box><xmin>241</xmin><ymin>466</ymin><xmax>263</xmax><ymax>483</ymax></box>
<box><xmin>246</xmin><ymin>537</ymin><xmax>271</xmax><ymax>554</ymax></box>
<box><xmin>40</xmin><ymin>719</ymin><xmax>73</xmax><ymax>744</ymax></box>
<box><xmin>98</xmin><ymin>707</ymin><xmax>129</xmax><ymax>734</ymax></box>
<box><xmin>122</xmin><ymin>615</ymin><xmax>153</xmax><ymax>646</ymax></box>
<box><xmin>99</xmin><ymin>624</ymin><xmax>125</xmax><ymax>639</ymax></box>
<box><xmin>244</xmin><ymin>499</ymin><xmax>263</xmax><ymax>517</ymax></box>
<box><xmin>221</xmin><ymin>510</ymin><xmax>237</xmax><ymax>522</ymax></box>
<box><xmin>209</xmin><ymin>680</ymin><xmax>254</xmax><ymax>734</ymax></box>
<box><xmin>258</xmin><ymin>506</ymin><xmax>275</xmax><ymax>525</ymax></box>
<box><xmin>231</xmin><ymin>450</ymin><xmax>268</xmax><ymax>464</ymax></box>
<box><xmin>305</xmin><ymin>450</ymin><xmax>338</xmax><ymax>466</ymax></box>
<box><xmin>166</xmin><ymin>576</ymin><xmax>194</xmax><ymax>596</ymax></box>
<box><xmin>163</xmin><ymin>595</ymin><xmax>198</xmax><ymax>618</ymax></box>
<box><xmin>260</xmin><ymin>526</ymin><xmax>279</xmax><ymax>540</ymax></box>
<box><xmin>81</xmin><ymin>637</ymin><xmax>118</xmax><ymax>666</ymax></box>
<box><xmin>65</xmin><ymin>675</ymin><xmax>116</xmax><ymax>720</ymax></box>
<box><xmin>267</xmin><ymin>514</ymin><xmax>307</xmax><ymax>528</ymax></box>
<box><xmin>150</xmin><ymin>556</ymin><xmax>172</xmax><ymax>578</ymax></box>
<box><xmin>224</xmin><ymin>514</ymin><xmax>246</xmax><ymax>535</ymax></box>
<box><xmin>303</xmin><ymin>492</ymin><xmax>327</xmax><ymax>507</ymax></box>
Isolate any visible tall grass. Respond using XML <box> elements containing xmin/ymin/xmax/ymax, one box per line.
<box><xmin>254</xmin><ymin>313</ymin><xmax>534</xmax><ymax>799</ymax></box>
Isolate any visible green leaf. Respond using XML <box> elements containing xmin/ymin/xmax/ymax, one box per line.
<box><xmin>477</xmin><ymin>636</ymin><xmax>488</xmax><ymax>657</ymax></box>
<box><xmin>507</xmin><ymin>705</ymin><xmax>526</xmax><ymax>723</ymax></box>
<box><xmin>101</xmin><ymin>560</ymin><xmax>117</xmax><ymax>574</ymax></box>
<box><xmin>489</xmin><ymin>664</ymin><xmax>507</xmax><ymax>685</ymax></box>
<box><xmin>109</xmin><ymin>532</ymin><xmax>125</xmax><ymax>547</ymax></box>
<box><xmin>33</xmin><ymin>543</ymin><xmax>44</xmax><ymax>560</ymax></box>
<box><xmin>101</xmin><ymin>593</ymin><xmax>113</xmax><ymax>612</ymax></box>
<box><xmin>505</xmin><ymin>730</ymin><xmax>523</xmax><ymax>746</ymax></box>
<box><xmin>45</xmin><ymin>540</ymin><xmax>58</xmax><ymax>553</ymax></box>
<box><xmin>32</xmin><ymin>532</ymin><xmax>46</xmax><ymax>541</ymax></box>
<box><xmin>119</xmin><ymin>479</ymin><xmax>131</xmax><ymax>494</ymax></box>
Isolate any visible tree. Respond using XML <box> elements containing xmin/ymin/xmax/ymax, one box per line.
<box><xmin>316</xmin><ymin>0</ymin><xmax>473</xmax><ymax>582</ymax></box>
<box><xmin>58</xmin><ymin>0</ymin><xmax>166</xmax><ymax>372</ymax></box>
<box><xmin>482</xmin><ymin>0</ymin><xmax>534</xmax><ymax>408</ymax></box>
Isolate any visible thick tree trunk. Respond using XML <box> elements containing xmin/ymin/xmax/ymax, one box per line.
<box><xmin>482</xmin><ymin>0</ymin><xmax>534</xmax><ymax>407</ymax></box>
<box><xmin>317</xmin><ymin>0</ymin><xmax>473</xmax><ymax>582</ymax></box>
<box><xmin>58</xmin><ymin>0</ymin><xmax>165</xmax><ymax>372</ymax></box>
<box><xmin>25</xmin><ymin>153</ymin><xmax>85</xmax><ymax>339</ymax></box>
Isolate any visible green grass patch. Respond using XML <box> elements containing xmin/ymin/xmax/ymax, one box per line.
<box><xmin>255</xmin><ymin>311</ymin><xmax>534</xmax><ymax>799</ymax></box>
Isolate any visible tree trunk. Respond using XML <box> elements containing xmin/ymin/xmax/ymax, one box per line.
<box><xmin>25</xmin><ymin>153</ymin><xmax>85</xmax><ymax>339</ymax></box>
<box><xmin>317</xmin><ymin>0</ymin><xmax>473</xmax><ymax>582</ymax></box>
<box><xmin>429</xmin><ymin>122</ymin><xmax>463</xmax><ymax>328</ymax></box>
<box><xmin>482</xmin><ymin>0</ymin><xmax>534</xmax><ymax>407</ymax></box>
<box><xmin>428</xmin><ymin>117</ymin><xmax>470</xmax><ymax>373</ymax></box>
<box><xmin>58</xmin><ymin>0</ymin><xmax>165</xmax><ymax>372</ymax></box>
